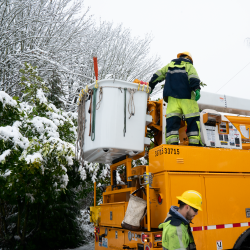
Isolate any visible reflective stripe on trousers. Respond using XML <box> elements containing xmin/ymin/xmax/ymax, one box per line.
<box><xmin>166</xmin><ymin>130</ymin><xmax>179</xmax><ymax>137</ymax></box>
<box><xmin>189</xmin><ymin>138</ymin><xmax>199</xmax><ymax>144</ymax></box>
<box><xmin>166</xmin><ymin>112</ymin><xmax>182</xmax><ymax>119</ymax></box>
<box><xmin>167</xmin><ymin>137</ymin><xmax>179</xmax><ymax>145</ymax></box>
<box><xmin>186</xmin><ymin>131</ymin><xmax>199</xmax><ymax>137</ymax></box>
<box><xmin>184</xmin><ymin>112</ymin><xmax>200</xmax><ymax>119</ymax></box>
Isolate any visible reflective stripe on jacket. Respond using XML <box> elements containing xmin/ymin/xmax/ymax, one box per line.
<box><xmin>159</xmin><ymin>221</ymin><xmax>196</xmax><ymax>250</ymax></box>
<box><xmin>149</xmin><ymin>58</ymin><xmax>200</xmax><ymax>101</ymax></box>
<box><xmin>158</xmin><ymin>206</ymin><xmax>196</xmax><ymax>250</ymax></box>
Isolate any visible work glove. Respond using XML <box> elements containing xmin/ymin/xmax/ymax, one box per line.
<box><xmin>195</xmin><ymin>89</ymin><xmax>200</xmax><ymax>101</ymax></box>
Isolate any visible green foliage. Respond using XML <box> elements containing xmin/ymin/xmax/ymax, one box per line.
<box><xmin>200</xmin><ymin>81</ymin><xmax>207</xmax><ymax>87</ymax></box>
<box><xmin>47</xmin><ymin>71</ymin><xmax>65</xmax><ymax>109</ymax></box>
<box><xmin>58</xmin><ymin>120</ymin><xmax>77</xmax><ymax>144</ymax></box>
<box><xmin>0</xmin><ymin>63</ymin><xmax>85</xmax><ymax>249</ymax></box>
<box><xmin>0</xmin><ymin>101</ymin><xmax>20</xmax><ymax>127</ymax></box>
<box><xmin>25</xmin><ymin>160</ymin><xmax>85</xmax><ymax>250</ymax></box>
<box><xmin>19</xmin><ymin>62</ymin><xmax>49</xmax><ymax>104</ymax></box>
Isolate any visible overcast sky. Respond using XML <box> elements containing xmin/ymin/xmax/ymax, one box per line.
<box><xmin>83</xmin><ymin>0</ymin><xmax>250</xmax><ymax>100</ymax></box>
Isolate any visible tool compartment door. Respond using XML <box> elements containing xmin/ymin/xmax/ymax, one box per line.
<box><xmin>100</xmin><ymin>202</ymin><xmax>127</xmax><ymax>227</ymax></box>
<box><xmin>108</xmin><ymin>229</ymin><xmax>125</xmax><ymax>249</ymax></box>
<box><xmin>205</xmin><ymin>175</ymin><xmax>250</xmax><ymax>249</ymax></box>
<box><xmin>96</xmin><ymin>227</ymin><xmax>125</xmax><ymax>250</ymax></box>
<box><xmin>168</xmin><ymin>174</ymin><xmax>206</xmax><ymax>250</ymax></box>
<box><xmin>169</xmin><ymin>174</ymin><xmax>204</xmax><ymax>225</ymax></box>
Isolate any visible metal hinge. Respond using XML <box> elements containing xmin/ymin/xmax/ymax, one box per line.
<box><xmin>139</xmin><ymin>172</ymin><xmax>153</xmax><ymax>188</ymax></box>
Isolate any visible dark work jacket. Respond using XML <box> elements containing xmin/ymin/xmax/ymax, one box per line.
<box><xmin>149</xmin><ymin>58</ymin><xmax>200</xmax><ymax>101</ymax></box>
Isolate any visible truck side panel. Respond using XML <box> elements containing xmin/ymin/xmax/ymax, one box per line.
<box><xmin>155</xmin><ymin>173</ymin><xmax>250</xmax><ymax>250</ymax></box>
<box><xmin>205</xmin><ymin>175</ymin><xmax>250</xmax><ymax>249</ymax></box>
<box><xmin>205</xmin><ymin>176</ymin><xmax>250</xmax><ymax>225</ymax></box>
<box><xmin>168</xmin><ymin>174</ymin><xmax>206</xmax><ymax>250</ymax></box>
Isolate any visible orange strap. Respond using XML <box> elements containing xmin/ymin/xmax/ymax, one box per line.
<box><xmin>93</xmin><ymin>57</ymin><xmax>98</xmax><ymax>80</ymax></box>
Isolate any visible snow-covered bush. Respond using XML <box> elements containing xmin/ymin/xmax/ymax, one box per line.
<box><xmin>0</xmin><ymin>63</ymin><xmax>83</xmax><ymax>248</ymax></box>
<box><xmin>78</xmin><ymin>209</ymin><xmax>95</xmax><ymax>242</ymax></box>
<box><xmin>1</xmin><ymin>63</ymin><xmax>77</xmax><ymax>198</ymax></box>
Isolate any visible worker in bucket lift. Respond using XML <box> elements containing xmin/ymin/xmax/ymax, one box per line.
<box><xmin>149</xmin><ymin>52</ymin><xmax>202</xmax><ymax>146</ymax></box>
<box><xmin>159</xmin><ymin>190</ymin><xmax>202</xmax><ymax>250</ymax></box>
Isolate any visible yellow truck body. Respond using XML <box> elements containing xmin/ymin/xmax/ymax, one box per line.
<box><xmin>90</xmin><ymin>99</ymin><xmax>250</xmax><ymax>250</ymax></box>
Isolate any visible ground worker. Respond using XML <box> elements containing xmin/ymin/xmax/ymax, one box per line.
<box><xmin>159</xmin><ymin>190</ymin><xmax>202</xmax><ymax>250</ymax></box>
<box><xmin>149</xmin><ymin>52</ymin><xmax>202</xmax><ymax>146</ymax></box>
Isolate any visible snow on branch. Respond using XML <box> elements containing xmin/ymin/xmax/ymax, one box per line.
<box><xmin>0</xmin><ymin>0</ymin><xmax>160</xmax><ymax>112</ymax></box>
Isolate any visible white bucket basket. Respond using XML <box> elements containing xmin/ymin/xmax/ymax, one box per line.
<box><xmin>82</xmin><ymin>79</ymin><xmax>151</xmax><ymax>164</ymax></box>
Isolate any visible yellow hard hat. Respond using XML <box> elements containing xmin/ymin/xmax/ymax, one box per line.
<box><xmin>177</xmin><ymin>51</ymin><xmax>193</xmax><ymax>63</ymax></box>
<box><xmin>176</xmin><ymin>190</ymin><xmax>202</xmax><ymax>211</ymax></box>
